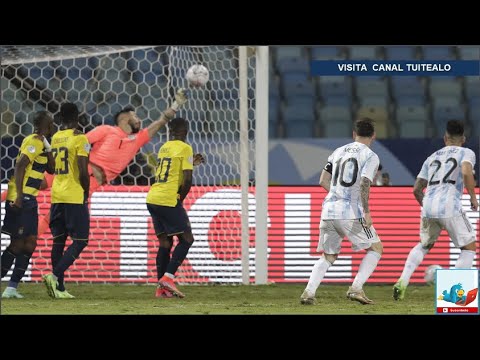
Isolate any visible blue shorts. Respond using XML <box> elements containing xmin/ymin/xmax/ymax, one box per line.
<box><xmin>50</xmin><ymin>203</ymin><xmax>90</xmax><ymax>240</ymax></box>
<box><xmin>1</xmin><ymin>196</ymin><xmax>38</xmax><ymax>239</ymax></box>
<box><xmin>147</xmin><ymin>201</ymin><xmax>191</xmax><ymax>236</ymax></box>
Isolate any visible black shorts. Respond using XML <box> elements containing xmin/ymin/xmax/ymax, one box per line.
<box><xmin>50</xmin><ymin>203</ymin><xmax>90</xmax><ymax>240</ymax></box>
<box><xmin>147</xmin><ymin>201</ymin><xmax>191</xmax><ymax>236</ymax></box>
<box><xmin>1</xmin><ymin>196</ymin><xmax>38</xmax><ymax>239</ymax></box>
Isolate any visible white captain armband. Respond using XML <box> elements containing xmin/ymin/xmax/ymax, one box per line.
<box><xmin>323</xmin><ymin>162</ymin><xmax>333</xmax><ymax>174</ymax></box>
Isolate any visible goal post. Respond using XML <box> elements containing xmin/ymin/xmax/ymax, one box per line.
<box><xmin>0</xmin><ymin>45</ymin><xmax>269</xmax><ymax>285</ymax></box>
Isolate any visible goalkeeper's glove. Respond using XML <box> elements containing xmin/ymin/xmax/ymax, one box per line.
<box><xmin>170</xmin><ymin>88</ymin><xmax>189</xmax><ymax>112</ymax></box>
<box><xmin>43</xmin><ymin>137</ymin><xmax>52</xmax><ymax>152</ymax></box>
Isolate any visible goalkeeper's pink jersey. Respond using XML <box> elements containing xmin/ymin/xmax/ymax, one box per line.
<box><xmin>86</xmin><ymin>125</ymin><xmax>150</xmax><ymax>182</ymax></box>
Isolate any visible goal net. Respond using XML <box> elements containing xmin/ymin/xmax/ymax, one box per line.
<box><xmin>1</xmin><ymin>45</ymin><xmax>258</xmax><ymax>284</ymax></box>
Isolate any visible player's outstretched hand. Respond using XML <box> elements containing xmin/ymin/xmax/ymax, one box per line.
<box><xmin>193</xmin><ymin>153</ymin><xmax>205</xmax><ymax>166</ymax></box>
<box><xmin>171</xmin><ymin>88</ymin><xmax>189</xmax><ymax>112</ymax></box>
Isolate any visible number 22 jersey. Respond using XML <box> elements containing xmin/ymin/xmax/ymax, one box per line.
<box><xmin>417</xmin><ymin>146</ymin><xmax>476</xmax><ymax>218</ymax></box>
<box><xmin>322</xmin><ymin>142</ymin><xmax>380</xmax><ymax>220</ymax></box>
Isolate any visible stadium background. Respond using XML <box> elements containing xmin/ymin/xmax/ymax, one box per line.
<box><xmin>1</xmin><ymin>45</ymin><xmax>479</xmax><ymax>285</ymax></box>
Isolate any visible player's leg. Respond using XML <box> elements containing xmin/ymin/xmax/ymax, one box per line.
<box><xmin>393</xmin><ymin>217</ymin><xmax>441</xmax><ymax>300</ymax></box>
<box><xmin>5</xmin><ymin>200</ymin><xmax>39</xmax><ymax>298</ymax></box>
<box><xmin>1</xmin><ymin>201</ymin><xmax>21</xmax><ymax>280</ymax></box>
<box><xmin>157</xmin><ymin>236</ymin><xmax>174</xmax><ymax>280</ymax></box>
<box><xmin>445</xmin><ymin>214</ymin><xmax>476</xmax><ymax>268</ymax></box>
<box><xmin>346</xmin><ymin>219</ymin><xmax>383</xmax><ymax>304</ymax></box>
<box><xmin>1</xmin><ymin>237</ymin><xmax>24</xmax><ymax>298</ymax></box>
<box><xmin>43</xmin><ymin>203</ymin><xmax>66</xmax><ymax>298</ymax></box>
<box><xmin>147</xmin><ymin>203</ymin><xmax>174</xmax><ymax>298</ymax></box>
<box><xmin>157</xmin><ymin>203</ymin><xmax>193</xmax><ymax>298</ymax></box>
<box><xmin>50</xmin><ymin>204</ymin><xmax>89</xmax><ymax>299</ymax></box>
<box><xmin>300</xmin><ymin>219</ymin><xmax>341</xmax><ymax>305</ymax></box>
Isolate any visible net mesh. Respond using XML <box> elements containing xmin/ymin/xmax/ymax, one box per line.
<box><xmin>1</xmin><ymin>45</ymin><xmax>257</xmax><ymax>283</ymax></box>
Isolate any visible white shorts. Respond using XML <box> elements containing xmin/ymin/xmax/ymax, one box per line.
<box><xmin>420</xmin><ymin>213</ymin><xmax>476</xmax><ymax>248</ymax></box>
<box><xmin>318</xmin><ymin>218</ymin><xmax>381</xmax><ymax>254</ymax></box>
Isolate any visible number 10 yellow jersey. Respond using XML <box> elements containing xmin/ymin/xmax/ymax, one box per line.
<box><xmin>146</xmin><ymin>140</ymin><xmax>194</xmax><ymax>207</ymax></box>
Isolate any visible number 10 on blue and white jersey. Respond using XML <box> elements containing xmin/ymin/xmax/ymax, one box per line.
<box><xmin>322</xmin><ymin>142</ymin><xmax>380</xmax><ymax>220</ymax></box>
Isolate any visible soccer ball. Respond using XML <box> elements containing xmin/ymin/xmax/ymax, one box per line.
<box><xmin>424</xmin><ymin>264</ymin><xmax>442</xmax><ymax>285</ymax></box>
<box><xmin>186</xmin><ymin>65</ymin><xmax>209</xmax><ymax>87</ymax></box>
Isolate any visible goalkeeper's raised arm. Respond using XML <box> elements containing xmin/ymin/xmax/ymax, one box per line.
<box><xmin>146</xmin><ymin>88</ymin><xmax>188</xmax><ymax>138</ymax></box>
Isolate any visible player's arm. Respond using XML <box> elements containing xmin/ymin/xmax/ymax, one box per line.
<box><xmin>319</xmin><ymin>160</ymin><xmax>333</xmax><ymax>192</ymax></box>
<box><xmin>76</xmin><ymin>135</ymin><xmax>91</xmax><ymax>200</ymax></box>
<box><xmin>360</xmin><ymin>154</ymin><xmax>380</xmax><ymax>228</ymax></box>
<box><xmin>42</xmin><ymin>136</ymin><xmax>55</xmax><ymax>174</ymax></box>
<box><xmin>12</xmin><ymin>155</ymin><xmax>30</xmax><ymax>208</ymax></box>
<box><xmin>178</xmin><ymin>170</ymin><xmax>193</xmax><ymax>202</ymax></box>
<box><xmin>413</xmin><ymin>158</ymin><xmax>429</xmax><ymax>207</ymax></box>
<box><xmin>360</xmin><ymin>176</ymin><xmax>373</xmax><ymax>227</ymax></box>
<box><xmin>78</xmin><ymin>156</ymin><xmax>90</xmax><ymax>200</ymax></box>
<box><xmin>147</xmin><ymin>88</ymin><xmax>189</xmax><ymax>139</ymax></box>
<box><xmin>462</xmin><ymin>160</ymin><xmax>478</xmax><ymax>211</ymax></box>
<box><xmin>413</xmin><ymin>178</ymin><xmax>428</xmax><ymax>207</ymax></box>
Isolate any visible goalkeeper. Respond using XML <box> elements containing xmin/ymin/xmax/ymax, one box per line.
<box><xmin>37</xmin><ymin>89</ymin><xmax>195</xmax><ymax>240</ymax></box>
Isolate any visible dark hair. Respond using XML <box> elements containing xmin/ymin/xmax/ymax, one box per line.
<box><xmin>378</xmin><ymin>163</ymin><xmax>383</xmax><ymax>171</ymax></box>
<box><xmin>354</xmin><ymin>117</ymin><xmax>375</xmax><ymax>138</ymax></box>
<box><xmin>114</xmin><ymin>106</ymin><xmax>135</xmax><ymax>125</ymax></box>
<box><xmin>446</xmin><ymin>120</ymin><xmax>464</xmax><ymax>137</ymax></box>
<box><xmin>33</xmin><ymin>111</ymin><xmax>51</xmax><ymax>128</ymax></box>
<box><xmin>382</xmin><ymin>172</ymin><xmax>390</xmax><ymax>178</ymax></box>
<box><xmin>168</xmin><ymin>117</ymin><xmax>188</xmax><ymax>133</ymax></box>
<box><xmin>60</xmin><ymin>103</ymin><xmax>79</xmax><ymax>124</ymax></box>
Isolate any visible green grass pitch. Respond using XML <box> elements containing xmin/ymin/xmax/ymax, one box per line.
<box><xmin>1</xmin><ymin>283</ymin><xmax>435</xmax><ymax>315</ymax></box>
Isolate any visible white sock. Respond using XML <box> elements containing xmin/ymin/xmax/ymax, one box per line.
<box><xmin>165</xmin><ymin>272</ymin><xmax>175</xmax><ymax>279</ymax></box>
<box><xmin>305</xmin><ymin>257</ymin><xmax>332</xmax><ymax>295</ymax></box>
<box><xmin>351</xmin><ymin>251</ymin><xmax>381</xmax><ymax>290</ymax></box>
<box><xmin>455</xmin><ymin>250</ymin><xmax>476</xmax><ymax>268</ymax></box>
<box><xmin>399</xmin><ymin>243</ymin><xmax>429</xmax><ymax>286</ymax></box>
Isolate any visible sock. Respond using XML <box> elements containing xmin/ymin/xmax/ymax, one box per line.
<box><xmin>51</xmin><ymin>235</ymin><xmax>67</xmax><ymax>291</ymax></box>
<box><xmin>9</xmin><ymin>251</ymin><xmax>33</xmax><ymax>287</ymax></box>
<box><xmin>166</xmin><ymin>240</ymin><xmax>192</xmax><ymax>277</ymax></box>
<box><xmin>52</xmin><ymin>239</ymin><xmax>88</xmax><ymax>280</ymax></box>
<box><xmin>399</xmin><ymin>243</ymin><xmax>429</xmax><ymax>286</ymax></box>
<box><xmin>455</xmin><ymin>250</ymin><xmax>476</xmax><ymax>269</ymax></box>
<box><xmin>351</xmin><ymin>251</ymin><xmax>381</xmax><ymax>290</ymax></box>
<box><xmin>1</xmin><ymin>248</ymin><xmax>17</xmax><ymax>278</ymax></box>
<box><xmin>156</xmin><ymin>247</ymin><xmax>171</xmax><ymax>280</ymax></box>
<box><xmin>305</xmin><ymin>256</ymin><xmax>332</xmax><ymax>295</ymax></box>
<box><xmin>164</xmin><ymin>272</ymin><xmax>174</xmax><ymax>279</ymax></box>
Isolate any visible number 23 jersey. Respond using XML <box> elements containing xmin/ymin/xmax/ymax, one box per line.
<box><xmin>322</xmin><ymin>142</ymin><xmax>380</xmax><ymax>220</ymax></box>
<box><xmin>418</xmin><ymin>146</ymin><xmax>476</xmax><ymax>218</ymax></box>
<box><xmin>146</xmin><ymin>140</ymin><xmax>194</xmax><ymax>207</ymax></box>
<box><xmin>51</xmin><ymin>129</ymin><xmax>91</xmax><ymax>204</ymax></box>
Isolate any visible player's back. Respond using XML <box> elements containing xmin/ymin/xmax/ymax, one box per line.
<box><xmin>6</xmin><ymin>134</ymin><xmax>48</xmax><ymax>201</ymax></box>
<box><xmin>51</xmin><ymin>129</ymin><xmax>90</xmax><ymax>204</ymax></box>
<box><xmin>322</xmin><ymin>141</ymin><xmax>379</xmax><ymax>220</ymax></box>
<box><xmin>419</xmin><ymin>146</ymin><xmax>476</xmax><ymax>218</ymax></box>
<box><xmin>146</xmin><ymin>140</ymin><xmax>193</xmax><ymax>207</ymax></box>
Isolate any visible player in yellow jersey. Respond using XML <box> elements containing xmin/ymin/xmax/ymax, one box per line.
<box><xmin>1</xmin><ymin>111</ymin><xmax>55</xmax><ymax>298</ymax></box>
<box><xmin>146</xmin><ymin>117</ymin><xmax>196</xmax><ymax>298</ymax></box>
<box><xmin>42</xmin><ymin>103</ymin><xmax>91</xmax><ymax>299</ymax></box>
